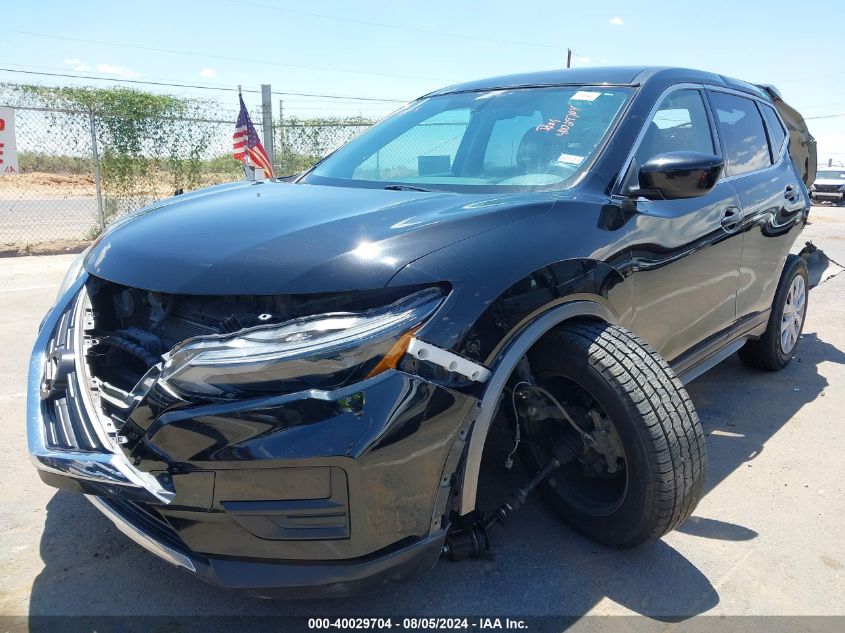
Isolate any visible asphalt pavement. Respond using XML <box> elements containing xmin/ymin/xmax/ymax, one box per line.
<box><xmin>0</xmin><ymin>199</ymin><xmax>99</xmax><ymax>244</ymax></box>
<box><xmin>0</xmin><ymin>207</ymin><xmax>843</xmax><ymax>623</ymax></box>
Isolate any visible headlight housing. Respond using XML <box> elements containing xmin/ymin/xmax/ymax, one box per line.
<box><xmin>159</xmin><ymin>287</ymin><xmax>444</xmax><ymax>399</ymax></box>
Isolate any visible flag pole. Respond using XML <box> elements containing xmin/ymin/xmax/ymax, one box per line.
<box><xmin>237</xmin><ymin>84</ymin><xmax>255</xmax><ymax>182</ymax></box>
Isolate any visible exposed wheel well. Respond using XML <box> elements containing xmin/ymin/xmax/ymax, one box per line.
<box><xmin>454</xmin><ymin>301</ymin><xmax>616</xmax><ymax>516</ymax></box>
<box><xmin>466</xmin><ymin>315</ymin><xmax>609</xmax><ymax>509</ymax></box>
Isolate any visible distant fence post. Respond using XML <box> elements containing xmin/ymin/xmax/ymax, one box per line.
<box><xmin>88</xmin><ymin>110</ymin><xmax>105</xmax><ymax>232</ymax></box>
<box><xmin>278</xmin><ymin>98</ymin><xmax>284</xmax><ymax>175</ymax></box>
<box><xmin>261</xmin><ymin>84</ymin><xmax>274</xmax><ymax>169</ymax></box>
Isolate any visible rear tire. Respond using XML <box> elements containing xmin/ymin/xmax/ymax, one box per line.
<box><xmin>520</xmin><ymin>321</ymin><xmax>707</xmax><ymax>548</ymax></box>
<box><xmin>738</xmin><ymin>256</ymin><xmax>808</xmax><ymax>371</ymax></box>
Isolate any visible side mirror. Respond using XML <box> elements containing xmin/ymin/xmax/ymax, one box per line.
<box><xmin>635</xmin><ymin>152</ymin><xmax>724</xmax><ymax>200</ymax></box>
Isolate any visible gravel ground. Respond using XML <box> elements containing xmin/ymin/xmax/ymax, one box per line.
<box><xmin>0</xmin><ymin>207</ymin><xmax>843</xmax><ymax>624</ymax></box>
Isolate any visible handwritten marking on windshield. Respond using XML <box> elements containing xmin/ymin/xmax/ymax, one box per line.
<box><xmin>556</xmin><ymin>105</ymin><xmax>580</xmax><ymax>136</ymax></box>
<box><xmin>536</xmin><ymin>118</ymin><xmax>561</xmax><ymax>132</ymax></box>
<box><xmin>535</xmin><ymin>105</ymin><xmax>580</xmax><ymax>136</ymax></box>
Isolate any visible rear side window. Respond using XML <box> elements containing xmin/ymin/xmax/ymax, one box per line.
<box><xmin>709</xmin><ymin>91</ymin><xmax>771</xmax><ymax>176</ymax></box>
<box><xmin>760</xmin><ymin>104</ymin><xmax>787</xmax><ymax>161</ymax></box>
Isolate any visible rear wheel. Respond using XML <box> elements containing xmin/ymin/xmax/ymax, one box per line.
<box><xmin>738</xmin><ymin>255</ymin><xmax>808</xmax><ymax>371</ymax></box>
<box><xmin>519</xmin><ymin>321</ymin><xmax>707</xmax><ymax>548</ymax></box>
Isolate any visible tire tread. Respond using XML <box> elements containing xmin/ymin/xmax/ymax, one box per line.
<box><xmin>539</xmin><ymin>321</ymin><xmax>706</xmax><ymax>547</ymax></box>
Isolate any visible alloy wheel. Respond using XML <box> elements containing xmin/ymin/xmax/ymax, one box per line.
<box><xmin>780</xmin><ymin>274</ymin><xmax>806</xmax><ymax>354</ymax></box>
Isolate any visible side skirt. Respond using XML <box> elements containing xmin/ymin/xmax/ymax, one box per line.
<box><xmin>673</xmin><ymin>311</ymin><xmax>769</xmax><ymax>384</ymax></box>
<box><xmin>675</xmin><ymin>336</ymin><xmax>748</xmax><ymax>384</ymax></box>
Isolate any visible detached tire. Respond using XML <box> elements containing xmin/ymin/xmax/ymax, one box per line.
<box><xmin>521</xmin><ymin>321</ymin><xmax>707</xmax><ymax>548</ymax></box>
<box><xmin>738</xmin><ymin>255</ymin><xmax>808</xmax><ymax>371</ymax></box>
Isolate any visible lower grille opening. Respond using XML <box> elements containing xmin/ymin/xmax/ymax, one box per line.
<box><xmin>106</xmin><ymin>497</ymin><xmax>189</xmax><ymax>554</ymax></box>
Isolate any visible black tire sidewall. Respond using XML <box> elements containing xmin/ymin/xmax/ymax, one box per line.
<box><xmin>524</xmin><ymin>337</ymin><xmax>659</xmax><ymax>546</ymax></box>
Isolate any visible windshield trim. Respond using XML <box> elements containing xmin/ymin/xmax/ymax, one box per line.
<box><xmin>422</xmin><ymin>81</ymin><xmax>639</xmax><ymax>100</ymax></box>
<box><xmin>297</xmin><ymin>84</ymin><xmax>637</xmax><ymax>194</ymax></box>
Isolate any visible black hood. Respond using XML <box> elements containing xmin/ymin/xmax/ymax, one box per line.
<box><xmin>84</xmin><ymin>181</ymin><xmax>554</xmax><ymax>295</ymax></box>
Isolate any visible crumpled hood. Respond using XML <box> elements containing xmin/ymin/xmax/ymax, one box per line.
<box><xmin>85</xmin><ymin>181</ymin><xmax>554</xmax><ymax>294</ymax></box>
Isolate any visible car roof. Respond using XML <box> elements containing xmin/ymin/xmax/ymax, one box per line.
<box><xmin>423</xmin><ymin>66</ymin><xmax>770</xmax><ymax>100</ymax></box>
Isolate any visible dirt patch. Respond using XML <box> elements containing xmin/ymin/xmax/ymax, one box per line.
<box><xmin>0</xmin><ymin>172</ymin><xmax>97</xmax><ymax>199</ymax></box>
<box><xmin>0</xmin><ymin>171</ymin><xmax>238</xmax><ymax>201</ymax></box>
<box><xmin>0</xmin><ymin>238</ymin><xmax>91</xmax><ymax>258</ymax></box>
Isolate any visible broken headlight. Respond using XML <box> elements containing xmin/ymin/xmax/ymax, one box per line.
<box><xmin>158</xmin><ymin>288</ymin><xmax>444</xmax><ymax>399</ymax></box>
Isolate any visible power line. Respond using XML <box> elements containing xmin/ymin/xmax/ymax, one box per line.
<box><xmin>1</xmin><ymin>61</ymin><xmax>259</xmax><ymax>94</ymax></box>
<box><xmin>776</xmin><ymin>72</ymin><xmax>845</xmax><ymax>84</ymax></box>
<box><xmin>0</xmin><ymin>67</ymin><xmax>267</xmax><ymax>94</ymax></box>
<box><xmin>0</xmin><ymin>28</ymin><xmax>451</xmax><ymax>82</ymax></box>
<box><xmin>0</xmin><ymin>67</ymin><xmax>410</xmax><ymax>103</ymax></box>
<box><xmin>806</xmin><ymin>112</ymin><xmax>845</xmax><ymax>120</ymax></box>
<box><xmin>228</xmin><ymin>0</ymin><xmax>573</xmax><ymax>51</ymax></box>
<box><xmin>8</xmin><ymin>65</ymin><xmax>835</xmax><ymax>118</ymax></box>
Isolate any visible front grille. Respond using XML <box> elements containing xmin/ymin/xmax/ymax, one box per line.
<box><xmin>45</xmin><ymin>382</ymin><xmax>104</xmax><ymax>451</ymax></box>
<box><xmin>41</xmin><ymin>293</ymin><xmax>107</xmax><ymax>452</ymax></box>
<box><xmin>814</xmin><ymin>184</ymin><xmax>843</xmax><ymax>193</ymax></box>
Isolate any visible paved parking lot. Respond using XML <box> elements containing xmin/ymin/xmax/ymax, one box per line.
<box><xmin>1</xmin><ymin>207</ymin><xmax>844</xmax><ymax>621</ymax></box>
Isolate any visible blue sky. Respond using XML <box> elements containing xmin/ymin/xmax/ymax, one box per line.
<box><xmin>1</xmin><ymin>0</ymin><xmax>843</xmax><ymax>159</ymax></box>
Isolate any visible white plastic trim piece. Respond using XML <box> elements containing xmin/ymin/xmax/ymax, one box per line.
<box><xmin>407</xmin><ymin>338</ymin><xmax>491</xmax><ymax>383</ymax></box>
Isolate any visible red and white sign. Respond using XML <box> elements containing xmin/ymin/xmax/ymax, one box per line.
<box><xmin>0</xmin><ymin>107</ymin><xmax>20</xmax><ymax>176</ymax></box>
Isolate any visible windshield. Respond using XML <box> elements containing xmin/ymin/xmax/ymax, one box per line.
<box><xmin>301</xmin><ymin>86</ymin><xmax>633</xmax><ymax>192</ymax></box>
<box><xmin>817</xmin><ymin>170</ymin><xmax>845</xmax><ymax>179</ymax></box>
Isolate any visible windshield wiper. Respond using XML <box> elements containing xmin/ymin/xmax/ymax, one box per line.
<box><xmin>384</xmin><ymin>184</ymin><xmax>437</xmax><ymax>192</ymax></box>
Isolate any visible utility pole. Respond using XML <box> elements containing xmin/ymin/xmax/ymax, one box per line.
<box><xmin>261</xmin><ymin>83</ymin><xmax>274</xmax><ymax>169</ymax></box>
<box><xmin>566</xmin><ymin>49</ymin><xmax>572</xmax><ymax>68</ymax></box>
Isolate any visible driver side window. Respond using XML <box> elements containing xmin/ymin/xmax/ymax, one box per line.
<box><xmin>626</xmin><ymin>89</ymin><xmax>715</xmax><ymax>192</ymax></box>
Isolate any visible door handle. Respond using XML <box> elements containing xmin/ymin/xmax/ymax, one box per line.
<box><xmin>721</xmin><ymin>206</ymin><xmax>742</xmax><ymax>231</ymax></box>
<box><xmin>784</xmin><ymin>185</ymin><xmax>801</xmax><ymax>204</ymax></box>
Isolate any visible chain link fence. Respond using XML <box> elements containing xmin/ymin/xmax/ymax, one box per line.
<box><xmin>0</xmin><ymin>85</ymin><xmax>376</xmax><ymax>252</ymax></box>
<box><xmin>0</xmin><ymin>107</ymin><xmax>99</xmax><ymax>248</ymax></box>
<box><xmin>277</xmin><ymin>117</ymin><xmax>373</xmax><ymax>176</ymax></box>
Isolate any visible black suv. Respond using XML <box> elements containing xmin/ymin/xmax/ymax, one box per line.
<box><xmin>28</xmin><ymin>66</ymin><xmax>816</xmax><ymax>596</ymax></box>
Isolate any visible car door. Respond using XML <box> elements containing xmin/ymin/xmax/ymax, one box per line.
<box><xmin>621</xmin><ymin>86</ymin><xmax>744</xmax><ymax>364</ymax></box>
<box><xmin>707</xmin><ymin>90</ymin><xmax>809</xmax><ymax>325</ymax></box>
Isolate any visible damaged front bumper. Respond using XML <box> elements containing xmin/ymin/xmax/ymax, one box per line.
<box><xmin>27</xmin><ymin>274</ymin><xmax>174</xmax><ymax>503</ymax></box>
<box><xmin>85</xmin><ymin>494</ymin><xmax>447</xmax><ymax>597</ymax></box>
<box><xmin>27</xmin><ymin>276</ymin><xmax>480</xmax><ymax>595</ymax></box>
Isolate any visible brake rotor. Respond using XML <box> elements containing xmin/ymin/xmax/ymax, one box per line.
<box><xmin>582</xmin><ymin>408</ymin><xmax>625</xmax><ymax>475</ymax></box>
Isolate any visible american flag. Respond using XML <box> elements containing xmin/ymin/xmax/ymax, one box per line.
<box><xmin>233</xmin><ymin>93</ymin><xmax>275</xmax><ymax>179</ymax></box>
